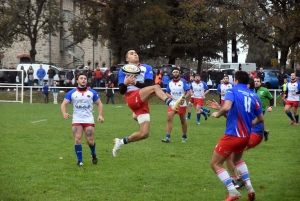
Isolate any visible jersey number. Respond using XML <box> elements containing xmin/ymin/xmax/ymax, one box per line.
<box><xmin>244</xmin><ymin>96</ymin><xmax>251</xmax><ymax>113</ymax></box>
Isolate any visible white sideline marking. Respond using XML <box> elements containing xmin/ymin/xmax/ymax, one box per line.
<box><xmin>115</xmin><ymin>106</ymin><xmax>122</xmax><ymax>108</ymax></box>
<box><xmin>30</xmin><ymin>119</ymin><xmax>47</xmax><ymax>123</ymax></box>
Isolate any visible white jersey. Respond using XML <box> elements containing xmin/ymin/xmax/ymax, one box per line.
<box><xmin>64</xmin><ymin>88</ymin><xmax>99</xmax><ymax>124</ymax></box>
<box><xmin>217</xmin><ymin>82</ymin><xmax>234</xmax><ymax>100</ymax></box>
<box><xmin>166</xmin><ymin>78</ymin><xmax>190</xmax><ymax>107</ymax></box>
<box><xmin>286</xmin><ymin>81</ymin><xmax>300</xmax><ymax>101</ymax></box>
<box><xmin>190</xmin><ymin>81</ymin><xmax>209</xmax><ymax>98</ymax></box>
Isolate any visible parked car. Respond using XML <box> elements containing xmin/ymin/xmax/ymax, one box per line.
<box><xmin>257</xmin><ymin>69</ymin><xmax>291</xmax><ymax>89</ymax></box>
<box><xmin>206</xmin><ymin>68</ymin><xmax>236</xmax><ymax>87</ymax></box>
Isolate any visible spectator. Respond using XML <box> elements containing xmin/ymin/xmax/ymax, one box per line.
<box><xmin>155</xmin><ymin>68</ymin><xmax>162</xmax><ymax>86</ymax></box>
<box><xmin>278</xmin><ymin>69</ymin><xmax>288</xmax><ymax>89</ymax></box>
<box><xmin>105</xmin><ymin>79</ymin><xmax>115</xmax><ymax>104</ymax></box>
<box><xmin>17</xmin><ymin>66</ymin><xmax>27</xmax><ymax>85</ymax></box>
<box><xmin>36</xmin><ymin>65</ymin><xmax>46</xmax><ymax>91</ymax></box>
<box><xmin>83</xmin><ymin>66</ymin><xmax>93</xmax><ymax>87</ymax></box>
<box><xmin>47</xmin><ymin>66</ymin><xmax>56</xmax><ymax>86</ymax></box>
<box><xmin>247</xmin><ymin>70</ymin><xmax>251</xmax><ymax>78</ymax></box>
<box><xmin>66</xmin><ymin>68</ymin><xmax>74</xmax><ymax>91</ymax></box>
<box><xmin>106</xmin><ymin>69</ymin><xmax>115</xmax><ymax>84</ymax></box>
<box><xmin>27</xmin><ymin>65</ymin><xmax>34</xmax><ymax>88</ymax></box>
<box><xmin>0</xmin><ymin>65</ymin><xmax>4</xmax><ymax>88</ymax></box>
<box><xmin>216</xmin><ymin>69</ymin><xmax>224</xmax><ymax>91</ymax></box>
<box><xmin>209</xmin><ymin>67</ymin><xmax>217</xmax><ymax>90</ymax></box>
<box><xmin>58</xmin><ymin>67</ymin><xmax>66</xmax><ymax>87</ymax></box>
<box><xmin>93</xmin><ymin>66</ymin><xmax>103</xmax><ymax>87</ymax></box>
<box><xmin>74</xmin><ymin>66</ymin><xmax>80</xmax><ymax>77</ymax></box>
<box><xmin>257</xmin><ymin>67</ymin><xmax>265</xmax><ymax>82</ymax></box>
<box><xmin>162</xmin><ymin>72</ymin><xmax>170</xmax><ymax>89</ymax></box>
<box><xmin>43</xmin><ymin>81</ymin><xmax>49</xmax><ymax>103</ymax></box>
<box><xmin>7</xmin><ymin>63</ymin><xmax>17</xmax><ymax>91</ymax></box>
<box><xmin>200</xmin><ymin>68</ymin><xmax>209</xmax><ymax>83</ymax></box>
<box><xmin>103</xmin><ymin>67</ymin><xmax>111</xmax><ymax>86</ymax></box>
<box><xmin>251</xmin><ymin>70</ymin><xmax>257</xmax><ymax>79</ymax></box>
<box><xmin>52</xmin><ymin>80</ymin><xmax>59</xmax><ymax>104</ymax></box>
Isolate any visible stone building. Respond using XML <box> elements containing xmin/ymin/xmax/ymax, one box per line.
<box><xmin>0</xmin><ymin>0</ymin><xmax>110</xmax><ymax>70</ymax></box>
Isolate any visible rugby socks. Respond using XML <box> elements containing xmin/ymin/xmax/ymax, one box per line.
<box><xmin>216</xmin><ymin>168</ymin><xmax>236</xmax><ymax>190</ymax></box>
<box><xmin>165</xmin><ymin>98</ymin><xmax>172</xmax><ymax>106</ymax></box>
<box><xmin>196</xmin><ymin>113</ymin><xmax>201</xmax><ymax>122</ymax></box>
<box><xmin>123</xmin><ymin>137</ymin><xmax>130</xmax><ymax>144</ymax></box>
<box><xmin>286</xmin><ymin>111</ymin><xmax>294</xmax><ymax>121</ymax></box>
<box><xmin>295</xmin><ymin>115</ymin><xmax>299</xmax><ymax>123</ymax></box>
<box><xmin>75</xmin><ymin>144</ymin><xmax>83</xmax><ymax>162</ymax></box>
<box><xmin>187</xmin><ymin>112</ymin><xmax>191</xmax><ymax>119</ymax></box>
<box><xmin>182</xmin><ymin>134</ymin><xmax>187</xmax><ymax>139</ymax></box>
<box><xmin>236</xmin><ymin>161</ymin><xmax>252</xmax><ymax>187</ymax></box>
<box><xmin>201</xmin><ymin>107</ymin><xmax>209</xmax><ymax>113</ymax></box>
<box><xmin>201</xmin><ymin>111</ymin><xmax>206</xmax><ymax>117</ymax></box>
<box><xmin>89</xmin><ymin>142</ymin><xmax>96</xmax><ymax>156</ymax></box>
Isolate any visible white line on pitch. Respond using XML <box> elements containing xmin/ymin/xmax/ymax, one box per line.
<box><xmin>30</xmin><ymin>119</ymin><xmax>47</xmax><ymax>123</ymax></box>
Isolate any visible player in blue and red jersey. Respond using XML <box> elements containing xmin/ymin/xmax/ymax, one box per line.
<box><xmin>209</xmin><ymin>71</ymin><xmax>264</xmax><ymax>201</ymax></box>
<box><xmin>112</xmin><ymin>48</ymin><xmax>185</xmax><ymax>157</ymax></box>
<box><xmin>61</xmin><ymin>73</ymin><xmax>105</xmax><ymax>167</ymax></box>
<box><xmin>208</xmin><ymin>78</ymin><xmax>265</xmax><ymax>190</ymax></box>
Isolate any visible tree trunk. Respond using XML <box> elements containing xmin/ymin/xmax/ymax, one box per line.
<box><xmin>232</xmin><ymin>36</ymin><xmax>237</xmax><ymax>63</ymax></box>
<box><xmin>280</xmin><ymin>47</ymin><xmax>289</xmax><ymax>70</ymax></box>
<box><xmin>196</xmin><ymin>53</ymin><xmax>203</xmax><ymax>74</ymax></box>
<box><xmin>30</xmin><ymin>40</ymin><xmax>37</xmax><ymax>63</ymax></box>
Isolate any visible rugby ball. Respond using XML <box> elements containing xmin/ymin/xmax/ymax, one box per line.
<box><xmin>121</xmin><ymin>64</ymin><xmax>141</xmax><ymax>75</ymax></box>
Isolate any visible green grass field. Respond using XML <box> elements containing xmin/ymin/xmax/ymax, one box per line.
<box><xmin>0</xmin><ymin>97</ymin><xmax>299</xmax><ymax>201</ymax></box>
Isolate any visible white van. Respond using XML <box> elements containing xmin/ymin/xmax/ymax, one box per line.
<box><xmin>16</xmin><ymin>64</ymin><xmax>60</xmax><ymax>85</ymax></box>
<box><xmin>206</xmin><ymin>68</ymin><xmax>236</xmax><ymax>87</ymax></box>
<box><xmin>211</xmin><ymin>63</ymin><xmax>256</xmax><ymax>72</ymax></box>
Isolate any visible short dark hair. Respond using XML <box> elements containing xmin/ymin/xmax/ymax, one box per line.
<box><xmin>125</xmin><ymin>48</ymin><xmax>135</xmax><ymax>58</ymax></box>
<box><xmin>234</xmin><ymin>71</ymin><xmax>249</xmax><ymax>84</ymax></box>
<box><xmin>76</xmin><ymin>72</ymin><xmax>87</xmax><ymax>81</ymax></box>
<box><xmin>248</xmin><ymin>78</ymin><xmax>255</xmax><ymax>89</ymax></box>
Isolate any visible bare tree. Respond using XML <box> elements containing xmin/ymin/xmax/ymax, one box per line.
<box><xmin>0</xmin><ymin>0</ymin><xmax>61</xmax><ymax>63</ymax></box>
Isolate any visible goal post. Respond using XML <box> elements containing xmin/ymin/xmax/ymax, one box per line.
<box><xmin>0</xmin><ymin>69</ymin><xmax>24</xmax><ymax>103</ymax></box>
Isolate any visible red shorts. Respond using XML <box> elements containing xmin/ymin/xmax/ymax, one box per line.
<box><xmin>193</xmin><ymin>98</ymin><xmax>204</xmax><ymax>106</ymax></box>
<box><xmin>125</xmin><ymin>90</ymin><xmax>150</xmax><ymax>116</ymax></box>
<box><xmin>221</xmin><ymin>100</ymin><xmax>225</xmax><ymax>106</ymax></box>
<box><xmin>214</xmin><ymin>135</ymin><xmax>249</xmax><ymax>158</ymax></box>
<box><xmin>168</xmin><ymin>106</ymin><xmax>186</xmax><ymax>115</ymax></box>
<box><xmin>247</xmin><ymin>133</ymin><xmax>263</xmax><ymax>149</ymax></box>
<box><xmin>72</xmin><ymin>123</ymin><xmax>94</xmax><ymax>128</ymax></box>
<box><xmin>189</xmin><ymin>97</ymin><xmax>194</xmax><ymax>104</ymax></box>
<box><xmin>286</xmin><ymin>100</ymin><xmax>299</xmax><ymax>108</ymax></box>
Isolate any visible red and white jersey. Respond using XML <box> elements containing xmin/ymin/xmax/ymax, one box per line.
<box><xmin>190</xmin><ymin>81</ymin><xmax>209</xmax><ymax>98</ymax></box>
<box><xmin>287</xmin><ymin>81</ymin><xmax>300</xmax><ymax>101</ymax></box>
<box><xmin>166</xmin><ymin>78</ymin><xmax>190</xmax><ymax>107</ymax></box>
<box><xmin>217</xmin><ymin>82</ymin><xmax>234</xmax><ymax>100</ymax></box>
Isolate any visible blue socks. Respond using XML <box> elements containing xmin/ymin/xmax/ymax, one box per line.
<box><xmin>166</xmin><ymin>134</ymin><xmax>171</xmax><ymax>139</ymax></box>
<box><xmin>286</xmin><ymin>112</ymin><xmax>294</xmax><ymax>120</ymax></box>
<box><xmin>187</xmin><ymin>112</ymin><xmax>191</xmax><ymax>119</ymax></box>
<box><xmin>75</xmin><ymin>144</ymin><xmax>82</xmax><ymax>162</ymax></box>
<box><xmin>201</xmin><ymin>107</ymin><xmax>209</xmax><ymax>113</ymax></box>
<box><xmin>196</xmin><ymin>113</ymin><xmax>201</xmax><ymax>122</ymax></box>
<box><xmin>89</xmin><ymin>142</ymin><xmax>96</xmax><ymax>156</ymax></box>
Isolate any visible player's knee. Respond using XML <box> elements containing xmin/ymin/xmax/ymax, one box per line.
<box><xmin>86</xmin><ymin>139</ymin><xmax>94</xmax><ymax>146</ymax></box>
<box><xmin>140</xmin><ymin>131</ymin><xmax>149</xmax><ymax>139</ymax></box>
<box><xmin>75</xmin><ymin>138</ymin><xmax>82</xmax><ymax>144</ymax></box>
